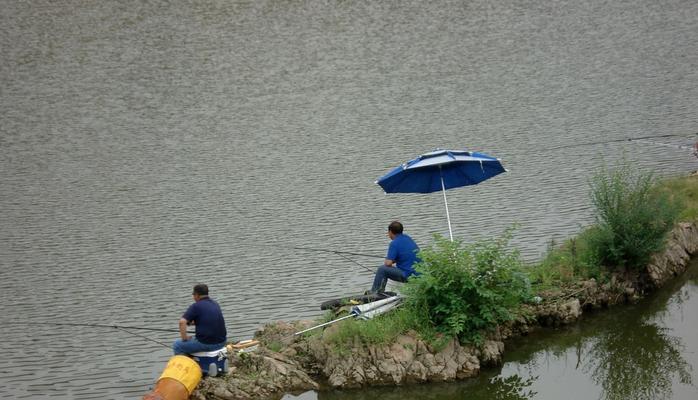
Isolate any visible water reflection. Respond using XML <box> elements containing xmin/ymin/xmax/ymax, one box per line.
<box><xmin>502</xmin><ymin>264</ymin><xmax>697</xmax><ymax>400</ymax></box>
<box><xmin>316</xmin><ymin>374</ymin><xmax>537</xmax><ymax>400</ymax></box>
<box><xmin>585</xmin><ymin>318</ymin><xmax>691</xmax><ymax>400</ymax></box>
<box><xmin>582</xmin><ymin>272</ymin><xmax>695</xmax><ymax>400</ymax></box>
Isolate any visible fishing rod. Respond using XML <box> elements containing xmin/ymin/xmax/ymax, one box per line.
<box><xmin>243</xmin><ymin>242</ymin><xmax>384</xmax><ymax>271</ymax></box>
<box><xmin>15</xmin><ymin>321</ymin><xmax>192</xmax><ymax>334</ymax></box>
<box><xmin>14</xmin><ymin>321</ymin><xmax>181</xmax><ymax>349</ymax></box>
<box><xmin>115</xmin><ymin>326</ymin><xmax>171</xmax><ymax>349</ymax></box>
<box><xmin>282</xmin><ymin>245</ymin><xmax>384</xmax><ymax>260</ymax></box>
<box><xmin>282</xmin><ymin>244</ymin><xmax>382</xmax><ymax>273</ymax></box>
<box><xmin>630</xmin><ymin>138</ymin><xmax>697</xmax><ymax>151</ymax></box>
<box><xmin>331</xmin><ymin>251</ymin><xmax>376</xmax><ymax>273</ymax></box>
<box><xmin>540</xmin><ymin>133</ymin><xmax>696</xmax><ymax>152</ymax></box>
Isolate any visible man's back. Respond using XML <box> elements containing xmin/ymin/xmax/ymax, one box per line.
<box><xmin>387</xmin><ymin>233</ymin><xmax>420</xmax><ymax>277</ymax></box>
<box><xmin>183</xmin><ymin>297</ymin><xmax>227</xmax><ymax>344</ymax></box>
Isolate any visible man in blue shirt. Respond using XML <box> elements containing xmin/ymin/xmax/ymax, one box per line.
<box><xmin>369</xmin><ymin>221</ymin><xmax>420</xmax><ymax>294</ymax></box>
<box><xmin>172</xmin><ymin>284</ymin><xmax>227</xmax><ymax>355</ymax></box>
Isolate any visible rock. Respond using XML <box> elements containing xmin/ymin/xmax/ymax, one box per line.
<box><xmin>563</xmin><ymin>299</ymin><xmax>582</xmax><ymax>321</ymax></box>
<box><xmin>479</xmin><ymin>340</ymin><xmax>505</xmax><ymax>366</ymax></box>
<box><xmin>405</xmin><ymin>360</ymin><xmax>428</xmax><ymax>382</ymax></box>
<box><xmin>647</xmin><ymin>222</ymin><xmax>698</xmax><ymax>287</ymax></box>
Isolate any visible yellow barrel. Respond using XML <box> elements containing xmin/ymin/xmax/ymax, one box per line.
<box><xmin>142</xmin><ymin>356</ymin><xmax>202</xmax><ymax>400</ymax></box>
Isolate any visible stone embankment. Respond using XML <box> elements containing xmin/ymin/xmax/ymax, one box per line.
<box><xmin>192</xmin><ymin>222</ymin><xmax>698</xmax><ymax>400</ymax></box>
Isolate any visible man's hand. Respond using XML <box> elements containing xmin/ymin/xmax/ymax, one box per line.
<box><xmin>179</xmin><ymin>318</ymin><xmax>190</xmax><ymax>341</ymax></box>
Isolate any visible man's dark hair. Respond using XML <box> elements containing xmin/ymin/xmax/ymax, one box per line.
<box><xmin>193</xmin><ymin>284</ymin><xmax>209</xmax><ymax>296</ymax></box>
<box><xmin>388</xmin><ymin>221</ymin><xmax>404</xmax><ymax>235</ymax></box>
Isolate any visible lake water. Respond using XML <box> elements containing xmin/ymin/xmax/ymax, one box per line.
<box><xmin>1</xmin><ymin>0</ymin><xmax>697</xmax><ymax>398</ymax></box>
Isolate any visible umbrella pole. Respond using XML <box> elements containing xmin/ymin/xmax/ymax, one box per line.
<box><xmin>440</xmin><ymin>173</ymin><xmax>454</xmax><ymax>241</ymax></box>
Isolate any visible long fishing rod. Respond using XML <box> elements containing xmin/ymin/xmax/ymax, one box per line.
<box><xmin>331</xmin><ymin>251</ymin><xmax>377</xmax><ymax>273</ymax></box>
<box><xmin>116</xmin><ymin>326</ymin><xmax>171</xmax><ymax>349</ymax></box>
<box><xmin>281</xmin><ymin>244</ymin><xmax>382</xmax><ymax>273</ymax></box>
<box><xmin>540</xmin><ymin>133</ymin><xmax>696</xmax><ymax>152</ymax></box>
<box><xmin>15</xmin><ymin>321</ymin><xmax>179</xmax><ymax>349</ymax></box>
<box><xmin>630</xmin><ymin>138</ymin><xmax>696</xmax><ymax>151</ymax></box>
<box><xmin>283</xmin><ymin>245</ymin><xmax>384</xmax><ymax>260</ymax></box>
<box><xmin>15</xmin><ymin>321</ymin><xmax>192</xmax><ymax>333</ymax></box>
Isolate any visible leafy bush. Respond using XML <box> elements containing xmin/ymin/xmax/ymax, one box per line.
<box><xmin>401</xmin><ymin>230</ymin><xmax>531</xmax><ymax>344</ymax></box>
<box><xmin>587</xmin><ymin>162</ymin><xmax>681</xmax><ymax>270</ymax></box>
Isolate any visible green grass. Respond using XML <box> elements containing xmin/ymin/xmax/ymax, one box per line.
<box><xmin>655</xmin><ymin>175</ymin><xmax>698</xmax><ymax>221</ymax></box>
<box><xmin>528</xmin><ymin>228</ymin><xmax>608</xmax><ymax>291</ymax></box>
<box><xmin>322</xmin><ymin>306</ymin><xmax>440</xmax><ymax>350</ymax></box>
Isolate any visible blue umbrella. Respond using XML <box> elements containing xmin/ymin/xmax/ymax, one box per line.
<box><xmin>375</xmin><ymin>149</ymin><xmax>506</xmax><ymax>241</ymax></box>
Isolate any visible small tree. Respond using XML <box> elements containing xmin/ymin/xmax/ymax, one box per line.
<box><xmin>587</xmin><ymin>162</ymin><xmax>681</xmax><ymax>270</ymax></box>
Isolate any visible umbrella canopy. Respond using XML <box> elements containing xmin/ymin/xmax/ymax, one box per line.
<box><xmin>375</xmin><ymin>149</ymin><xmax>506</xmax><ymax>240</ymax></box>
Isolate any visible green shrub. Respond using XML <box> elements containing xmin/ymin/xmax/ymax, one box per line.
<box><xmin>402</xmin><ymin>230</ymin><xmax>531</xmax><ymax>344</ymax></box>
<box><xmin>588</xmin><ymin>162</ymin><xmax>681</xmax><ymax>270</ymax></box>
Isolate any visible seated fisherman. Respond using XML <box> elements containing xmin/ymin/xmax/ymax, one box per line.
<box><xmin>173</xmin><ymin>283</ymin><xmax>227</xmax><ymax>355</ymax></box>
<box><xmin>369</xmin><ymin>221</ymin><xmax>420</xmax><ymax>294</ymax></box>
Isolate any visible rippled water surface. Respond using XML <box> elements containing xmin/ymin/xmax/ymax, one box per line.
<box><xmin>1</xmin><ymin>0</ymin><xmax>697</xmax><ymax>398</ymax></box>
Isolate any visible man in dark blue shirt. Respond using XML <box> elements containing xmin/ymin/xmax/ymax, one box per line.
<box><xmin>173</xmin><ymin>284</ymin><xmax>227</xmax><ymax>355</ymax></box>
<box><xmin>369</xmin><ymin>221</ymin><xmax>420</xmax><ymax>294</ymax></box>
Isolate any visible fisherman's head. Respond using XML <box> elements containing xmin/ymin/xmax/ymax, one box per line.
<box><xmin>192</xmin><ymin>283</ymin><xmax>209</xmax><ymax>301</ymax></box>
<box><xmin>388</xmin><ymin>221</ymin><xmax>403</xmax><ymax>239</ymax></box>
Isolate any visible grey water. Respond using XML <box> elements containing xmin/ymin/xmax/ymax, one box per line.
<box><xmin>0</xmin><ymin>0</ymin><xmax>696</xmax><ymax>399</ymax></box>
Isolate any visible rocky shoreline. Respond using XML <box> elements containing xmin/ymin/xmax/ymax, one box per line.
<box><xmin>192</xmin><ymin>222</ymin><xmax>698</xmax><ymax>400</ymax></box>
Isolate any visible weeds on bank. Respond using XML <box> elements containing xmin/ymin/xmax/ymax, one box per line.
<box><xmin>529</xmin><ymin>229</ymin><xmax>604</xmax><ymax>291</ymax></box>
<box><xmin>586</xmin><ymin>162</ymin><xmax>682</xmax><ymax>270</ymax></box>
<box><xmin>530</xmin><ymin>164</ymin><xmax>689</xmax><ymax>291</ymax></box>
<box><xmin>655</xmin><ymin>175</ymin><xmax>698</xmax><ymax>221</ymax></box>
<box><xmin>531</xmin><ymin>164</ymin><xmax>686</xmax><ymax>290</ymax></box>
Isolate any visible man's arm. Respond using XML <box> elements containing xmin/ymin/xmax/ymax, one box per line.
<box><xmin>385</xmin><ymin>241</ymin><xmax>397</xmax><ymax>267</ymax></box>
<box><xmin>179</xmin><ymin>318</ymin><xmax>191</xmax><ymax>341</ymax></box>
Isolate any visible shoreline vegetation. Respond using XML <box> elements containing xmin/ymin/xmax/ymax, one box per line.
<box><xmin>193</xmin><ymin>166</ymin><xmax>698</xmax><ymax>400</ymax></box>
